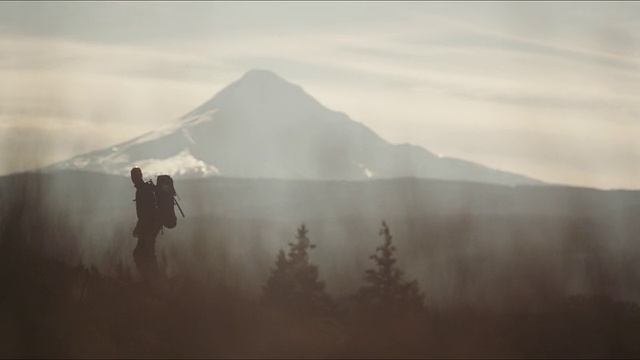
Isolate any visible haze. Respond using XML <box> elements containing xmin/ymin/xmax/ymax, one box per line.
<box><xmin>2</xmin><ymin>1</ymin><xmax>640</xmax><ymax>189</ymax></box>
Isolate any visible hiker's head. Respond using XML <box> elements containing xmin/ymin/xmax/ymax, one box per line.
<box><xmin>130</xmin><ymin>167</ymin><xmax>143</xmax><ymax>185</ymax></box>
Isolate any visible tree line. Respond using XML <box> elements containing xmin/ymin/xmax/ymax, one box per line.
<box><xmin>261</xmin><ymin>221</ymin><xmax>425</xmax><ymax>318</ymax></box>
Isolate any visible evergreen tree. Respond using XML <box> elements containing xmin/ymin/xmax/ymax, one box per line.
<box><xmin>262</xmin><ymin>224</ymin><xmax>335</xmax><ymax>315</ymax></box>
<box><xmin>355</xmin><ymin>221</ymin><xmax>424</xmax><ymax>313</ymax></box>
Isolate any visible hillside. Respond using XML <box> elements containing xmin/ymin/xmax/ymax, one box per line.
<box><xmin>3</xmin><ymin>226</ymin><xmax>640</xmax><ymax>358</ymax></box>
<box><xmin>3</xmin><ymin>170</ymin><xmax>640</xmax><ymax>308</ymax></box>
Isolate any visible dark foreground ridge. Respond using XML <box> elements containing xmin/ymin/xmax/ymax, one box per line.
<box><xmin>3</xmin><ymin>246</ymin><xmax>640</xmax><ymax>358</ymax></box>
<box><xmin>4</xmin><ymin>170</ymin><xmax>640</xmax><ymax>357</ymax></box>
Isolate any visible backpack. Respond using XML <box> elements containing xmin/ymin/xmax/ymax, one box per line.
<box><xmin>154</xmin><ymin>174</ymin><xmax>184</xmax><ymax>229</ymax></box>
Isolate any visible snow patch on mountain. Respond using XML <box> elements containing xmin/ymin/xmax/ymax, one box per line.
<box><xmin>60</xmin><ymin>148</ymin><xmax>219</xmax><ymax>179</ymax></box>
<box><xmin>364</xmin><ymin>168</ymin><xmax>374</xmax><ymax>178</ymax></box>
<box><xmin>73</xmin><ymin>157</ymin><xmax>91</xmax><ymax>168</ymax></box>
<box><xmin>129</xmin><ymin>149</ymin><xmax>220</xmax><ymax>178</ymax></box>
<box><xmin>179</xmin><ymin>109</ymin><xmax>219</xmax><ymax>127</ymax></box>
<box><xmin>353</xmin><ymin>161</ymin><xmax>375</xmax><ymax>178</ymax></box>
<box><xmin>182</xmin><ymin>129</ymin><xmax>196</xmax><ymax>145</ymax></box>
<box><xmin>127</xmin><ymin>109</ymin><xmax>219</xmax><ymax>147</ymax></box>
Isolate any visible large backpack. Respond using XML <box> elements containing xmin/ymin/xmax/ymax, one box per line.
<box><xmin>155</xmin><ymin>174</ymin><xmax>183</xmax><ymax>229</ymax></box>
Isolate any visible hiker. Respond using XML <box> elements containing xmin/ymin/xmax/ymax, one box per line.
<box><xmin>131</xmin><ymin>166</ymin><xmax>162</xmax><ymax>281</ymax></box>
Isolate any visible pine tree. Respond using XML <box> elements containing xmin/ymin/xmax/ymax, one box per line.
<box><xmin>355</xmin><ymin>221</ymin><xmax>424</xmax><ymax>314</ymax></box>
<box><xmin>262</xmin><ymin>224</ymin><xmax>335</xmax><ymax>315</ymax></box>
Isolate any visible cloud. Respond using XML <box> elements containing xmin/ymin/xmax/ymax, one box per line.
<box><xmin>7</xmin><ymin>4</ymin><xmax>634</xmax><ymax>119</ymax></box>
<box><xmin>0</xmin><ymin>34</ymin><xmax>237</xmax><ymax>120</ymax></box>
<box><xmin>0</xmin><ymin>35</ymin><xmax>223</xmax><ymax>82</ymax></box>
<box><xmin>0</xmin><ymin>2</ymin><xmax>415</xmax><ymax>45</ymax></box>
<box><xmin>334</xmin><ymin>29</ymin><xmax>640</xmax><ymax>111</ymax></box>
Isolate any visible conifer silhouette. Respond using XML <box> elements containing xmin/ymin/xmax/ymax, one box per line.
<box><xmin>262</xmin><ymin>224</ymin><xmax>335</xmax><ymax>315</ymax></box>
<box><xmin>355</xmin><ymin>221</ymin><xmax>424</xmax><ymax>313</ymax></box>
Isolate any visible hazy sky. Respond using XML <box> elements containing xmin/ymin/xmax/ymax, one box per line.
<box><xmin>2</xmin><ymin>1</ymin><xmax>640</xmax><ymax>189</ymax></box>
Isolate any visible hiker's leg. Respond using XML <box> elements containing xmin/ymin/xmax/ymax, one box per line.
<box><xmin>133</xmin><ymin>224</ymin><xmax>161</xmax><ymax>280</ymax></box>
<box><xmin>147</xmin><ymin>224</ymin><xmax>161</xmax><ymax>278</ymax></box>
<box><xmin>133</xmin><ymin>236</ymin><xmax>150</xmax><ymax>280</ymax></box>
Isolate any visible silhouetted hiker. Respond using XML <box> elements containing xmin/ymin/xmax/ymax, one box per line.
<box><xmin>131</xmin><ymin>166</ymin><xmax>162</xmax><ymax>281</ymax></box>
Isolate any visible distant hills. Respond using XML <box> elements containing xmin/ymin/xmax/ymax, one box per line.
<box><xmin>3</xmin><ymin>170</ymin><xmax>640</xmax><ymax>308</ymax></box>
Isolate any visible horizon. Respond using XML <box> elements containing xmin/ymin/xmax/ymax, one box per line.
<box><xmin>2</xmin><ymin>2</ymin><xmax>640</xmax><ymax>190</ymax></box>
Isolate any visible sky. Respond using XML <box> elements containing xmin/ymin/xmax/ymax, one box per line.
<box><xmin>2</xmin><ymin>1</ymin><xmax>640</xmax><ymax>190</ymax></box>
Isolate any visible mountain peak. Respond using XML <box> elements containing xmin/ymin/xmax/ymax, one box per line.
<box><xmin>182</xmin><ymin>69</ymin><xmax>321</xmax><ymax>119</ymax></box>
<box><xmin>228</xmin><ymin>68</ymin><xmax>304</xmax><ymax>97</ymax></box>
<box><xmin>238</xmin><ymin>69</ymin><xmax>286</xmax><ymax>84</ymax></box>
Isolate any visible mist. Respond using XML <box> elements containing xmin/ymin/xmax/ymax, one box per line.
<box><xmin>3</xmin><ymin>73</ymin><xmax>640</xmax><ymax>357</ymax></box>
<box><xmin>4</xmin><ymin>167</ymin><xmax>640</xmax><ymax>301</ymax></box>
<box><xmin>3</xmin><ymin>2</ymin><xmax>640</xmax><ymax>356</ymax></box>
<box><xmin>4</xmin><ymin>161</ymin><xmax>640</xmax><ymax>357</ymax></box>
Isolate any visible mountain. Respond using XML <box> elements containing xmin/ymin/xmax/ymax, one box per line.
<box><xmin>47</xmin><ymin>69</ymin><xmax>542</xmax><ymax>186</ymax></box>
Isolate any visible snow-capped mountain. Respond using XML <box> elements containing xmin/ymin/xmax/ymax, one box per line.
<box><xmin>48</xmin><ymin>69</ymin><xmax>542</xmax><ymax>186</ymax></box>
